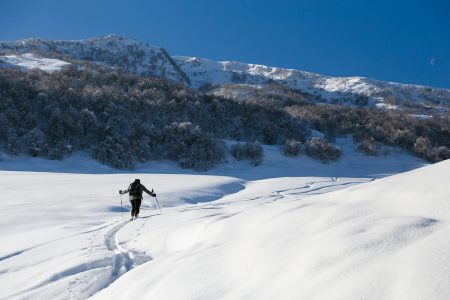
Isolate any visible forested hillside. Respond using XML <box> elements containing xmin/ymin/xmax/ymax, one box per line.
<box><xmin>0</xmin><ymin>65</ymin><xmax>449</xmax><ymax>170</ymax></box>
<box><xmin>0</xmin><ymin>67</ymin><xmax>307</xmax><ymax>169</ymax></box>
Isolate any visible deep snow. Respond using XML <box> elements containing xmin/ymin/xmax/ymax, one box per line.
<box><xmin>93</xmin><ymin>161</ymin><xmax>450</xmax><ymax>300</ymax></box>
<box><xmin>1</xmin><ymin>143</ymin><xmax>448</xmax><ymax>300</ymax></box>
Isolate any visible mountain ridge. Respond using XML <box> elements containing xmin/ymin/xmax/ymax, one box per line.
<box><xmin>1</xmin><ymin>34</ymin><xmax>449</xmax><ymax>113</ymax></box>
<box><xmin>0</xmin><ymin>34</ymin><xmax>190</xmax><ymax>84</ymax></box>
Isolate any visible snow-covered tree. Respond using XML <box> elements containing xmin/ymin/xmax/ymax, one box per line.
<box><xmin>17</xmin><ymin>129</ymin><xmax>49</xmax><ymax>157</ymax></box>
<box><xmin>231</xmin><ymin>141</ymin><xmax>264</xmax><ymax>166</ymax></box>
<box><xmin>281</xmin><ymin>139</ymin><xmax>302</xmax><ymax>157</ymax></box>
<box><xmin>304</xmin><ymin>138</ymin><xmax>341</xmax><ymax>163</ymax></box>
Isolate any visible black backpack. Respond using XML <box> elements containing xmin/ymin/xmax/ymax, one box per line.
<box><xmin>129</xmin><ymin>181</ymin><xmax>141</xmax><ymax>197</ymax></box>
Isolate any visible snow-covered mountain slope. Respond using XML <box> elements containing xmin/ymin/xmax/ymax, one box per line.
<box><xmin>0</xmin><ymin>141</ymin><xmax>434</xmax><ymax>300</ymax></box>
<box><xmin>1</xmin><ymin>35</ymin><xmax>448</xmax><ymax>111</ymax></box>
<box><xmin>0</xmin><ymin>35</ymin><xmax>190</xmax><ymax>84</ymax></box>
<box><xmin>174</xmin><ymin>56</ymin><xmax>450</xmax><ymax>110</ymax></box>
<box><xmin>0</xmin><ymin>53</ymin><xmax>70</xmax><ymax>72</ymax></box>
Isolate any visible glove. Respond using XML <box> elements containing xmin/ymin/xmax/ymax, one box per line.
<box><xmin>152</xmin><ymin>193</ymin><xmax>157</xmax><ymax>197</ymax></box>
<box><xmin>119</xmin><ymin>190</ymin><xmax>122</xmax><ymax>195</ymax></box>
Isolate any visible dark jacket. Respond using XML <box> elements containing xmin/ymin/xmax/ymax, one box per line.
<box><xmin>122</xmin><ymin>183</ymin><xmax>154</xmax><ymax>200</ymax></box>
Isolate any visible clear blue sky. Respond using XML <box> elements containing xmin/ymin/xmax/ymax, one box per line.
<box><xmin>1</xmin><ymin>0</ymin><xmax>449</xmax><ymax>88</ymax></box>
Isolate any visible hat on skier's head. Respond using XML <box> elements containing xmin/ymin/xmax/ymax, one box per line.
<box><xmin>135</xmin><ymin>179</ymin><xmax>140</xmax><ymax>183</ymax></box>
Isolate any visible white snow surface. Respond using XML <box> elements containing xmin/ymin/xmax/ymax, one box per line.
<box><xmin>0</xmin><ymin>53</ymin><xmax>70</xmax><ymax>72</ymax></box>
<box><xmin>2</xmin><ymin>141</ymin><xmax>449</xmax><ymax>299</ymax></box>
<box><xmin>92</xmin><ymin>160</ymin><xmax>450</xmax><ymax>300</ymax></box>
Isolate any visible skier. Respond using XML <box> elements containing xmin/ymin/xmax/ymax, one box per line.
<box><xmin>119</xmin><ymin>179</ymin><xmax>156</xmax><ymax>220</ymax></box>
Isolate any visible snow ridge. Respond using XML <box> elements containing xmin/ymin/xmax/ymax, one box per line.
<box><xmin>0</xmin><ymin>35</ymin><xmax>189</xmax><ymax>84</ymax></box>
<box><xmin>1</xmin><ymin>35</ymin><xmax>449</xmax><ymax>109</ymax></box>
<box><xmin>173</xmin><ymin>55</ymin><xmax>450</xmax><ymax>107</ymax></box>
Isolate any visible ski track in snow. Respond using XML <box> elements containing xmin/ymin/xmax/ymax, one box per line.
<box><xmin>103</xmin><ymin>220</ymin><xmax>152</xmax><ymax>277</ymax></box>
<box><xmin>64</xmin><ymin>219</ymin><xmax>152</xmax><ymax>299</ymax></box>
<box><xmin>275</xmin><ymin>178</ymin><xmax>375</xmax><ymax>198</ymax></box>
<box><xmin>212</xmin><ymin>177</ymin><xmax>372</xmax><ymax>207</ymax></box>
<box><xmin>0</xmin><ymin>218</ymin><xmax>153</xmax><ymax>300</ymax></box>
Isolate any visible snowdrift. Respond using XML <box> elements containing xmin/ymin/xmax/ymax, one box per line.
<box><xmin>92</xmin><ymin>160</ymin><xmax>450</xmax><ymax>300</ymax></box>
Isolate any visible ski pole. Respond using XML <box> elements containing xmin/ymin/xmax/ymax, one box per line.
<box><xmin>120</xmin><ymin>193</ymin><xmax>124</xmax><ymax>221</ymax></box>
<box><xmin>155</xmin><ymin>196</ymin><xmax>162</xmax><ymax>215</ymax></box>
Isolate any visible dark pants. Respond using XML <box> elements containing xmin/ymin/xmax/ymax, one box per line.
<box><xmin>130</xmin><ymin>199</ymin><xmax>142</xmax><ymax>217</ymax></box>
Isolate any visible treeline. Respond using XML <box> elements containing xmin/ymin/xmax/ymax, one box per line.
<box><xmin>0</xmin><ymin>67</ymin><xmax>308</xmax><ymax>169</ymax></box>
<box><xmin>287</xmin><ymin>105</ymin><xmax>450</xmax><ymax>162</ymax></box>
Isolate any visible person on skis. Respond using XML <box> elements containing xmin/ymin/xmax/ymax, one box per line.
<box><xmin>119</xmin><ymin>179</ymin><xmax>156</xmax><ymax>220</ymax></box>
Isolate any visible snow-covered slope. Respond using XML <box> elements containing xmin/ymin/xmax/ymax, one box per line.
<box><xmin>1</xmin><ymin>35</ymin><xmax>448</xmax><ymax>111</ymax></box>
<box><xmin>0</xmin><ymin>53</ymin><xmax>70</xmax><ymax>72</ymax></box>
<box><xmin>0</xmin><ymin>137</ymin><xmax>427</xmax><ymax>179</ymax></box>
<box><xmin>174</xmin><ymin>56</ymin><xmax>450</xmax><ymax>109</ymax></box>
<box><xmin>0</xmin><ymin>141</ymin><xmax>445</xmax><ymax>300</ymax></box>
<box><xmin>93</xmin><ymin>160</ymin><xmax>450</xmax><ymax>300</ymax></box>
<box><xmin>0</xmin><ymin>35</ymin><xmax>190</xmax><ymax>83</ymax></box>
